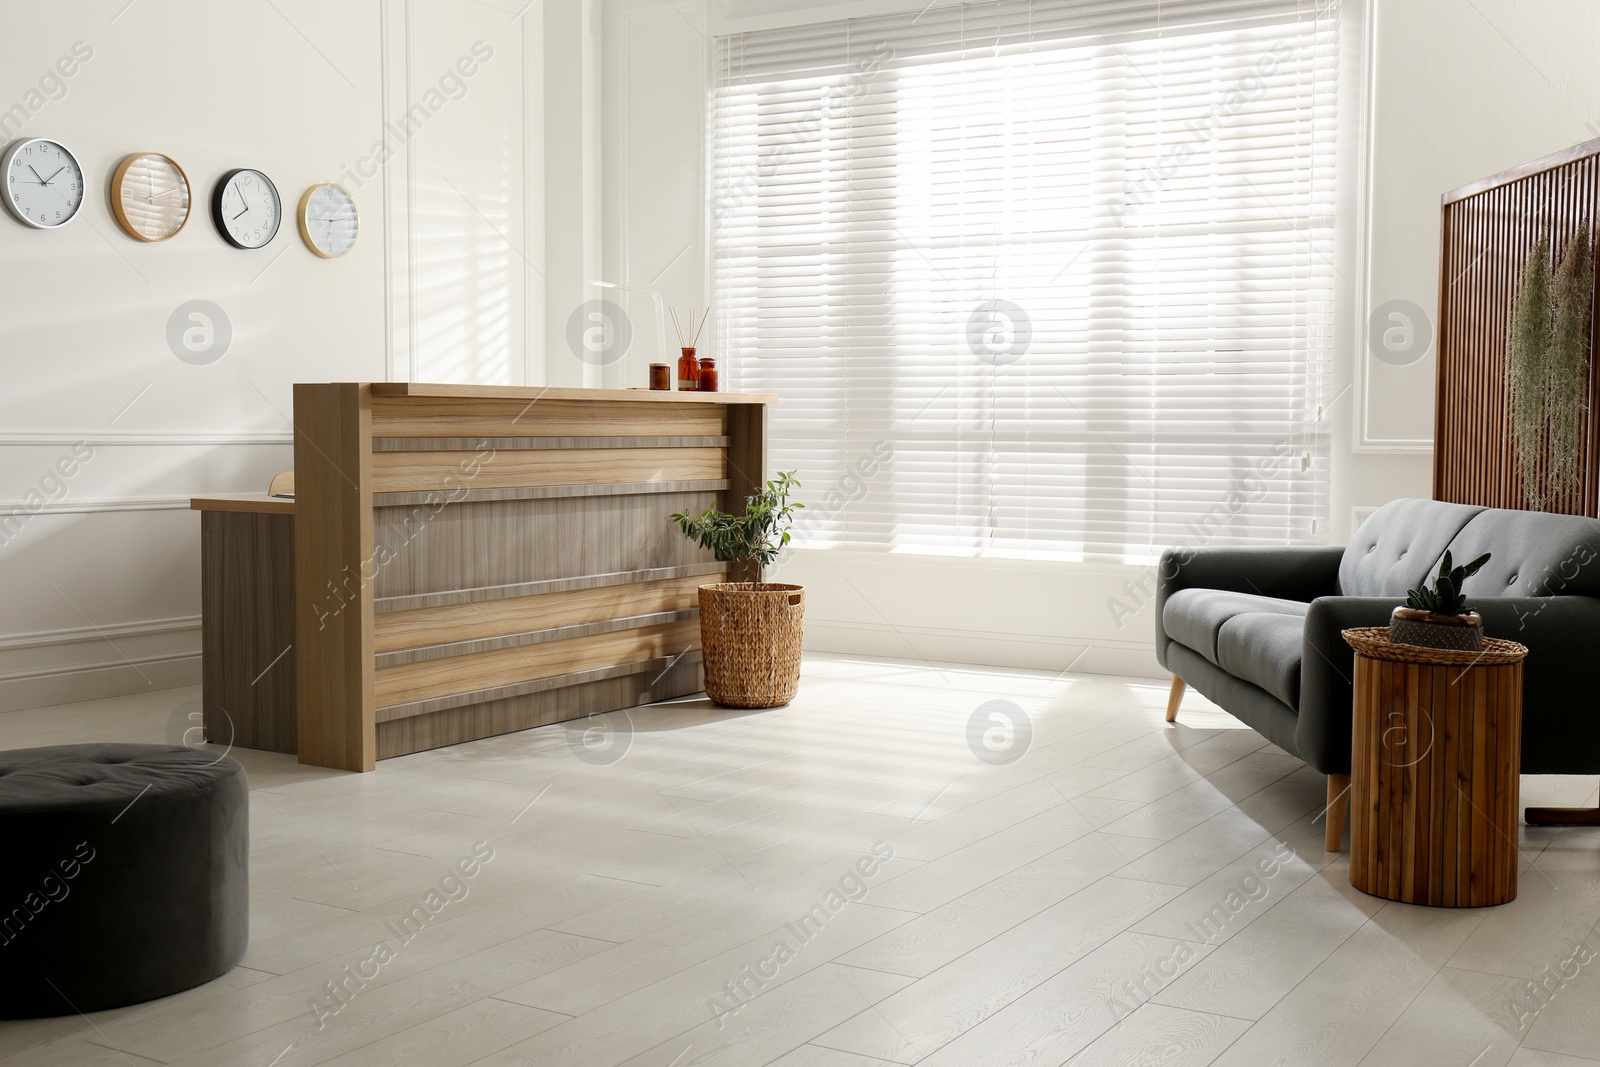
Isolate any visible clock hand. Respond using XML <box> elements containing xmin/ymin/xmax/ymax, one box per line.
<box><xmin>40</xmin><ymin>167</ymin><xmax>65</xmax><ymax>186</ymax></box>
<box><xmin>233</xmin><ymin>205</ymin><xmax>250</xmax><ymax>220</ymax></box>
<box><xmin>27</xmin><ymin>165</ymin><xmax>46</xmax><ymax>185</ymax></box>
<box><xmin>150</xmin><ymin>187</ymin><xmax>178</xmax><ymax>199</ymax></box>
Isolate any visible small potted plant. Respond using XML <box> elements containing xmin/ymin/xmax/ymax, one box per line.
<box><xmin>672</xmin><ymin>472</ymin><xmax>805</xmax><ymax>708</ymax></box>
<box><xmin>1390</xmin><ymin>550</ymin><xmax>1492</xmax><ymax>651</ymax></box>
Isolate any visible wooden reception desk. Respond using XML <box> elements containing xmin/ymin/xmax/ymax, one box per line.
<box><xmin>194</xmin><ymin>384</ymin><xmax>773</xmax><ymax>771</ymax></box>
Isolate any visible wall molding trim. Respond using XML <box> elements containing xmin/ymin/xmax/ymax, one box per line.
<box><xmin>1351</xmin><ymin>0</ymin><xmax>1434</xmax><ymax>454</ymax></box>
<box><xmin>0</xmin><ymin>615</ymin><xmax>200</xmax><ymax>654</ymax></box>
<box><xmin>0</xmin><ymin>653</ymin><xmax>200</xmax><ymax>715</ymax></box>
<box><xmin>2</xmin><ymin>496</ymin><xmax>197</xmax><ymax>517</ymax></box>
<box><xmin>0</xmin><ymin>615</ymin><xmax>203</xmax><ymax>714</ymax></box>
<box><xmin>0</xmin><ymin>433</ymin><xmax>292</xmax><ymax>446</ymax></box>
<box><xmin>0</xmin><ymin>649</ymin><xmax>199</xmax><ymax>686</ymax></box>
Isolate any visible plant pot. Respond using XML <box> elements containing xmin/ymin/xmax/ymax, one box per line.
<box><xmin>698</xmin><ymin>583</ymin><xmax>805</xmax><ymax>708</ymax></box>
<box><xmin>1388</xmin><ymin>606</ymin><xmax>1485</xmax><ymax>652</ymax></box>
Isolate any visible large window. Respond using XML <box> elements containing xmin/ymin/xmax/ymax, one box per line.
<box><xmin>713</xmin><ymin>0</ymin><xmax>1341</xmax><ymax>562</ymax></box>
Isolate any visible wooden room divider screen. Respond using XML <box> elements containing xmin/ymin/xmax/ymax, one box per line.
<box><xmin>1435</xmin><ymin>138</ymin><xmax>1600</xmax><ymax>515</ymax></box>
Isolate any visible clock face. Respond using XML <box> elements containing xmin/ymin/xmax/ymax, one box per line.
<box><xmin>2</xmin><ymin>139</ymin><xmax>85</xmax><ymax>229</ymax></box>
<box><xmin>112</xmin><ymin>153</ymin><xmax>191</xmax><ymax>241</ymax></box>
<box><xmin>211</xmin><ymin>168</ymin><xmax>280</xmax><ymax>249</ymax></box>
<box><xmin>297</xmin><ymin>183</ymin><xmax>358</xmax><ymax>258</ymax></box>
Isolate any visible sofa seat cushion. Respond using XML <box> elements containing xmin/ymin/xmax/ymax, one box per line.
<box><xmin>1163</xmin><ymin>588</ymin><xmax>1309</xmax><ymax>666</ymax></box>
<box><xmin>1216</xmin><ymin>610</ymin><xmax>1304</xmax><ymax>708</ymax></box>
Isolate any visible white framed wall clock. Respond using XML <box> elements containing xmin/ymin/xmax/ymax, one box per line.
<box><xmin>2</xmin><ymin>138</ymin><xmax>85</xmax><ymax>229</ymax></box>
<box><xmin>297</xmin><ymin>183</ymin><xmax>358</xmax><ymax>258</ymax></box>
<box><xmin>111</xmin><ymin>152</ymin><xmax>191</xmax><ymax>241</ymax></box>
<box><xmin>211</xmin><ymin>168</ymin><xmax>280</xmax><ymax>249</ymax></box>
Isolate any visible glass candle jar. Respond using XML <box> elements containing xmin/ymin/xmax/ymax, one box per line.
<box><xmin>698</xmin><ymin>357</ymin><xmax>718</xmax><ymax>392</ymax></box>
<box><xmin>677</xmin><ymin>347</ymin><xmax>700</xmax><ymax>391</ymax></box>
<box><xmin>648</xmin><ymin>363</ymin><xmax>670</xmax><ymax>390</ymax></box>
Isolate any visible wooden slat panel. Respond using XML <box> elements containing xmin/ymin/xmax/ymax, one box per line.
<box><xmin>374</xmin><ymin>610</ymin><xmax>696</xmax><ymax>667</ymax></box>
<box><xmin>1435</xmin><ymin>143</ymin><xmax>1599</xmax><ymax>516</ymax></box>
<box><xmin>375</xmin><ymin>655</ymin><xmax>703</xmax><ymax>759</ymax></box>
<box><xmin>294</xmin><ymin>383</ymin><xmax>376</xmax><ymax>772</ymax></box>
<box><xmin>375</xmin><ymin>562</ymin><xmax>726</xmax><ymax>612</ymax></box>
<box><xmin>370</xmin><ymin>396</ymin><xmax>728</xmax><ymax>438</ymax></box>
<box><xmin>372</xmin><ymin>479</ymin><xmax>729</xmax><ymax>508</ymax></box>
<box><xmin>370</xmin><ymin>446</ymin><xmax>726</xmax><ymax>493</ymax></box>
<box><xmin>372</xmin><ymin>436</ymin><xmax>729</xmax><ymax>451</ymax></box>
<box><xmin>374</xmin><ymin>572</ymin><xmax>713</xmax><ymax>653</ymax></box>
<box><xmin>370</xmin><ymin>491</ymin><xmax>721</xmax><ymax>599</ymax></box>
<box><xmin>374</xmin><ymin>618</ymin><xmax>701</xmax><ymax>708</ymax></box>
<box><xmin>375</xmin><ymin>656</ymin><xmax>696</xmax><ymax>721</ymax></box>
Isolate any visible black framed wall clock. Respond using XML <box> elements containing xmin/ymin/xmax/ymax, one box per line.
<box><xmin>211</xmin><ymin>168</ymin><xmax>280</xmax><ymax>248</ymax></box>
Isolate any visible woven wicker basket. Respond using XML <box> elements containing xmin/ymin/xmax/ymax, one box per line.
<box><xmin>698</xmin><ymin>583</ymin><xmax>805</xmax><ymax>708</ymax></box>
<box><xmin>1342</xmin><ymin>627</ymin><xmax>1528</xmax><ymax>666</ymax></box>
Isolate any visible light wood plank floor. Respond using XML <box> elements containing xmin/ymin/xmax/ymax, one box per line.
<box><xmin>2</xmin><ymin>654</ymin><xmax>1598</xmax><ymax>1066</ymax></box>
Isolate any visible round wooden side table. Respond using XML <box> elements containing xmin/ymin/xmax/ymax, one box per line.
<box><xmin>1342</xmin><ymin>627</ymin><xmax>1528</xmax><ymax>908</ymax></box>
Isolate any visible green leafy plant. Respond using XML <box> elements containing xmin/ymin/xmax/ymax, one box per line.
<box><xmin>1403</xmin><ymin>549</ymin><xmax>1492</xmax><ymax>618</ymax></box>
<box><xmin>672</xmin><ymin>471</ymin><xmax>803</xmax><ymax>576</ymax></box>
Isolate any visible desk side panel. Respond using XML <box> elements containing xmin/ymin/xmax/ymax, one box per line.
<box><xmin>294</xmin><ymin>383</ymin><xmax>376</xmax><ymax>771</ymax></box>
<box><xmin>201</xmin><ymin>511</ymin><xmax>297</xmax><ymax>754</ymax></box>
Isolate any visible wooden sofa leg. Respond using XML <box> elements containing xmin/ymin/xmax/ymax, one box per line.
<box><xmin>1165</xmin><ymin>676</ymin><xmax>1186</xmax><ymax>723</ymax></box>
<box><xmin>1525</xmin><ymin>805</ymin><xmax>1600</xmax><ymax>825</ymax></box>
<box><xmin>1325</xmin><ymin>773</ymin><xmax>1351</xmax><ymax>852</ymax></box>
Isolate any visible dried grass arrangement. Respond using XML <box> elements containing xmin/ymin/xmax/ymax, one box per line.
<box><xmin>1508</xmin><ymin>228</ymin><xmax>1594</xmax><ymax>511</ymax></box>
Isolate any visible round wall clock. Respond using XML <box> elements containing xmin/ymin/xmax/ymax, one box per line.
<box><xmin>211</xmin><ymin>168</ymin><xmax>280</xmax><ymax>249</ymax></box>
<box><xmin>111</xmin><ymin>152</ymin><xmax>191</xmax><ymax>241</ymax></box>
<box><xmin>1</xmin><ymin>138</ymin><xmax>85</xmax><ymax>229</ymax></box>
<box><xmin>297</xmin><ymin>183</ymin><xmax>358</xmax><ymax>258</ymax></box>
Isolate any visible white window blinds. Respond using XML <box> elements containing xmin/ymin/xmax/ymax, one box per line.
<box><xmin>714</xmin><ymin>0</ymin><xmax>1340</xmax><ymax>563</ymax></box>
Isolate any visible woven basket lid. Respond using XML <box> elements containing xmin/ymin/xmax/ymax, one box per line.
<box><xmin>1341</xmin><ymin>627</ymin><xmax>1527</xmax><ymax>666</ymax></box>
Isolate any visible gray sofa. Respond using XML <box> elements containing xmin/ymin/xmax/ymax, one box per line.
<box><xmin>1157</xmin><ymin>497</ymin><xmax>1600</xmax><ymax>850</ymax></box>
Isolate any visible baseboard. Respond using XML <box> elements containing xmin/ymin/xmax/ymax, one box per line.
<box><xmin>0</xmin><ymin>654</ymin><xmax>201</xmax><ymax>714</ymax></box>
<box><xmin>801</xmin><ymin>620</ymin><xmax>1165</xmax><ymax>680</ymax></box>
<box><xmin>0</xmin><ymin>617</ymin><xmax>202</xmax><ymax>713</ymax></box>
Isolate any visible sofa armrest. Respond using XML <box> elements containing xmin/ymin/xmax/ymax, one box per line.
<box><xmin>1297</xmin><ymin>596</ymin><xmax>1400</xmax><ymax>774</ymax></box>
<box><xmin>1155</xmin><ymin>545</ymin><xmax>1344</xmax><ymax>668</ymax></box>
<box><xmin>1476</xmin><ymin>596</ymin><xmax>1600</xmax><ymax>775</ymax></box>
<box><xmin>1298</xmin><ymin>594</ymin><xmax>1600</xmax><ymax>777</ymax></box>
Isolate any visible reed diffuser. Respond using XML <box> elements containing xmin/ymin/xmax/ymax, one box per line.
<box><xmin>671</xmin><ymin>307</ymin><xmax>710</xmax><ymax>391</ymax></box>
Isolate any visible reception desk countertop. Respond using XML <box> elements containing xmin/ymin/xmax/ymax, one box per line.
<box><xmin>190</xmin><ymin>496</ymin><xmax>296</xmax><ymax>515</ymax></box>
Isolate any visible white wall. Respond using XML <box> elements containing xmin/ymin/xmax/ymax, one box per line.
<box><xmin>11</xmin><ymin>0</ymin><xmax>1599</xmax><ymax>713</ymax></box>
<box><xmin>603</xmin><ymin>0</ymin><xmax>1600</xmax><ymax>679</ymax></box>
<box><xmin>601</xmin><ymin>0</ymin><xmax>709</xmax><ymax>385</ymax></box>
<box><xmin>1334</xmin><ymin>0</ymin><xmax>1600</xmax><ymax>534</ymax></box>
<box><xmin>0</xmin><ymin>0</ymin><xmax>603</xmax><ymax>712</ymax></box>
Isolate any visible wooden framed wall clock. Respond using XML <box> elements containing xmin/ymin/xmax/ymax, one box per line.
<box><xmin>211</xmin><ymin>168</ymin><xmax>280</xmax><ymax>248</ymax></box>
<box><xmin>297</xmin><ymin>183</ymin><xmax>358</xmax><ymax>258</ymax></box>
<box><xmin>2</xmin><ymin>138</ymin><xmax>85</xmax><ymax>228</ymax></box>
<box><xmin>111</xmin><ymin>152</ymin><xmax>191</xmax><ymax>241</ymax></box>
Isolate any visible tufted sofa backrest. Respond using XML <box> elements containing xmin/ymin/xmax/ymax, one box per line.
<box><xmin>1446</xmin><ymin>507</ymin><xmax>1600</xmax><ymax>599</ymax></box>
<box><xmin>1341</xmin><ymin>498</ymin><xmax>1600</xmax><ymax>600</ymax></box>
<box><xmin>1338</xmin><ymin>499</ymin><xmax>1482</xmax><ymax>598</ymax></box>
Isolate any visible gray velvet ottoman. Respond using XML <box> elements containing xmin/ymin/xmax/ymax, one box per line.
<box><xmin>0</xmin><ymin>743</ymin><xmax>249</xmax><ymax>1019</ymax></box>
